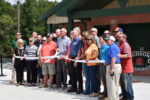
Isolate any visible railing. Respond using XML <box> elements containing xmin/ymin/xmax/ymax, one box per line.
<box><xmin>1</xmin><ymin>58</ymin><xmax>13</xmax><ymax>69</ymax></box>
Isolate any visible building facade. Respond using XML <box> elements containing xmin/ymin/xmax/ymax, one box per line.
<box><xmin>39</xmin><ymin>0</ymin><xmax>150</xmax><ymax>75</ymax></box>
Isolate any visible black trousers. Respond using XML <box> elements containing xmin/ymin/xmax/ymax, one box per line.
<box><xmin>68</xmin><ymin>61</ymin><xmax>83</xmax><ymax>89</ymax></box>
<box><xmin>52</xmin><ymin>63</ymin><xmax>57</xmax><ymax>84</ymax></box>
<box><xmin>26</xmin><ymin>60</ymin><xmax>37</xmax><ymax>83</ymax></box>
<box><xmin>56</xmin><ymin>59</ymin><xmax>67</xmax><ymax>87</ymax></box>
<box><xmin>14</xmin><ymin>60</ymin><xmax>25</xmax><ymax>83</ymax></box>
<box><xmin>99</xmin><ymin>64</ymin><xmax>107</xmax><ymax>96</ymax></box>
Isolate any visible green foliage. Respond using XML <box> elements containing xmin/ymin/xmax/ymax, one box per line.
<box><xmin>21</xmin><ymin>0</ymin><xmax>57</xmax><ymax>39</ymax></box>
<box><xmin>0</xmin><ymin>0</ymin><xmax>17</xmax><ymax>57</ymax></box>
<box><xmin>0</xmin><ymin>0</ymin><xmax>58</xmax><ymax>57</ymax></box>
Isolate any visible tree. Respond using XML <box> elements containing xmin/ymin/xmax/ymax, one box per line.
<box><xmin>0</xmin><ymin>0</ymin><xmax>17</xmax><ymax>57</ymax></box>
<box><xmin>0</xmin><ymin>0</ymin><xmax>58</xmax><ymax>57</ymax></box>
<box><xmin>21</xmin><ymin>0</ymin><xmax>57</xmax><ymax>39</ymax></box>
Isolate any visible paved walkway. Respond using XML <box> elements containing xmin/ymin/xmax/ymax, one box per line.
<box><xmin>0</xmin><ymin>69</ymin><xmax>150</xmax><ymax>100</ymax></box>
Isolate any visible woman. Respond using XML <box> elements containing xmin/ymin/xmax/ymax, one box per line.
<box><xmin>25</xmin><ymin>37</ymin><xmax>38</xmax><ymax>86</ymax></box>
<box><xmin>14</xmin><ymin>39</ymin><xmax>25</xmax><ymax>86</ymax></box>
<box><xmin>75</xmin><ymin>31</ymin><xmax>89</xmax><ymax>94</ymax></box>
<box><xmin>85</xmin><ymin>35</ymin><xmax>99</xmax><ymax>97</ymax></box>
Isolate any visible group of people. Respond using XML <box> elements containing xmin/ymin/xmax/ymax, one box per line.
<box><xmin>10</xmin><ymin>27</ymin><xmax>134</xmax><ymax>100</ymax></box>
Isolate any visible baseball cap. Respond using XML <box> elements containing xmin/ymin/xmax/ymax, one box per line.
<box><xmin>113</xmin><ymin>27</ymin><xmax>123</xmax><ymax>33</ymax></box>
<box><xmin>42</xmin><ymin>37</ymin><xmax>47</xmax><ymax>41</ymax></box>
<box><xmin>104</xmin><ymin>30</ymin><xmax>110</xmax><ymax>34</ymax></box>
<box><xmin>46</xmin><ymin>34</ymin><xmax>52</xmax><ymax>38</ymax></box>
<box><xmin>104</xmin><ymin>35</ymin><xmax>116</xmax><ymax>41</ymax></box>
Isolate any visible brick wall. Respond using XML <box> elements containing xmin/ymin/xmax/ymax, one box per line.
<box><xmin>87</xmin><ymin>13</ymin><xmax>150</xmax><ymax>76</ymax></box>
<box><xmin>61</xmin><ymin>22</ymin><xmax>86</xmax><ymax>32</ymax></box>
<box><xmin>133</xmin><ymin>70</ymin><xmax>150</xmax><ymax>76</ymax></box>
<box><xmin>60</xmin><ymin>14</ymin><xmax>150</xmax><ymax>76</ymax></box>
<box><xmin>87</xmin><ymin>13</ymin><xmax>150</xmax><ymax>27</ymax></box>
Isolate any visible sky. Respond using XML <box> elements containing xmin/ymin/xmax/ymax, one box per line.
<box><xmin>5</xmin><ymin>0</ymin><xmax>62</xmax><ymax>5</ymax></box>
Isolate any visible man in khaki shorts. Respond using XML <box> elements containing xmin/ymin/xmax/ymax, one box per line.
<box><xmin>42</xmin><ymin>63</ymin><xmax>55</xmax><ymax>77</ymax></box>
<box><xmin>39</xmin><ymin>34</ymin><xmax>57</xmax><ymax>88</ymax></box>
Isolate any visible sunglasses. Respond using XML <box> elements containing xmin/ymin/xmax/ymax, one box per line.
<box><xmin>29</xmin><ymin>40</ymin><xmax>33</xmax><ymax>42</ymax></box>
<box><xmin>86</xmin><ymin>39</ymin><xmax>92</xmax><ymax>40</ymax></box>
<box><xmin>112</xmin><ymin>31</ymin><xmax>118</xmax><ymax>33</ymax></box>
<box><xmin>91</xmin><ymin>31</ymin><xmax>95</xmax><ymax>32</ymax></box>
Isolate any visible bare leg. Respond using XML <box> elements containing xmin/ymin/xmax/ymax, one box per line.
<box><xmin>44</xmin><ymin>75</ymin><xmax>48</xmax><ymax>87</ymax></box>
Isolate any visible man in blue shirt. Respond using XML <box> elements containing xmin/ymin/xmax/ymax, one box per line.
<box><xmin>104</xmin><ymin>35</ymin><xmax>122</xmax><ymax>100</ymax></box>
<box><xmin>67</xmin><ymin>27</ymin><xmax>83</xmax><ymax>94</ymax></box>
<box><xmin>98</xmin><ymin>36</ymin><xmax>109</xmax><ymax>100</ymax></box>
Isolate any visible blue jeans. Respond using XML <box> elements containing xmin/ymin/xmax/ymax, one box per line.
<box><xmin>120</xmin><ymin>73</ymin><xmax>134</xmax><ymax>100</ymax></box>
<box><xmin>84</xmin><ymin>65</ymin><xmax>98</xmax><ymax>94</ymax></box>
<box><xmin>83</xmin><ymin>64</ymin><xmax>90</xmax><ymax>94</ymax></box>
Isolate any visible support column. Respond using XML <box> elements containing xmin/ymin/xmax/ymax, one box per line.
<box><xmin>68</xmin><ymin>17</ymin><xmax>74</xmax><ymax>37</ymax></box>
<box><xmin>47</xmin><ymin>24</ymin><xmax>52</xmax><ymax>34</ymax></box>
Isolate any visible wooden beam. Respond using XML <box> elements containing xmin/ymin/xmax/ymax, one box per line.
<box><xmin>71</xmin><ymin>5</ymin><xmax>150</xmax><ymax>19</ymax></box>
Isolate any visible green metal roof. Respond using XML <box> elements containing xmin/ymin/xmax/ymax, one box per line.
<box><xmin>39</xmin><ymin>0</ymin><xmax>134</xmax><ymax>21</ymax></box>
<box><xmin>38</xmin><ymin>0</ymin><xmax>71</xmax><ymax>21</ymax></box>
<box><xmin>38</xmin><ymin>0</ymin><xmax>113</xmax><ymax>21</ymax></box>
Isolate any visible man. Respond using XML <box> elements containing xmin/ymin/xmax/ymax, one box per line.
<box><xmin>105</xmin><ymin>35</ymin><xmax>122</xmax><ymax>100</ymax></box>
<box><xmin>56</xmin><ymin>28</ymin><xmax>71</xmax><ymax>89</ymax></box>
<box><xmin>11</xmin><ymin>32</ymin><xmax>27</xmax><ymax>83</ymax></box>
<box><xmin>12</xmin><ymin>32</ymin><xmax>27</xmax><ymax>51</ymax></box>
<box><xmin>40</xmin><ymin>34</ymin><xmax>57</xmax><ymax>88</ymax></box>
<box><xmin>52</xmin><ymin>29</ymin><xmax>61</xmax><ymax>43</ymax></box>
<box><xmin>56</xmin><ymin>29</ymin><xmax>61</xmax><ymax>38</ymax></box>
<box><xmin>90</xmin><ymin>28</ymin><xmax>101</xmax><ymax>48</ymax></box>
<box><xmin>51</xmin><ymin>29</ymin><xmax>61</xmax><ymax>86</ymax></box>
<box><xmin>103</xmin><ymin>30</ymin><xmax>111</xmax><ymax>38</ymax></box>
<box><xmin>118</xmin><ymin>33</ymin><xmax>134</xmax><ymax>100</ymax></box>
<box><xmin>112</xmin><ymin>27</ymin><xmax>124</xmax><ymax>45</ymax></box>
<box><xmin>32</xmin><ymin>32</ymin><xmax>38</xmax><ymax>45</ymax></box>
<box><xmin>98</xmin><ymin>36</ymin><xmax>109</xmax><ymax>99</ymax></box>
<box><xmin>35</xmin><ymin>35</ymin><xmax>43</xmax><ymax>47</ymax></box>
<box><xmin>32</xmin><ymin>32</ymin><xmax>38</xmax><ymax>40</ymax></box>
<box><xmin>67</xmin><ymin>27</ymin><xmax>83</xmax><ymax>94</ymax></box>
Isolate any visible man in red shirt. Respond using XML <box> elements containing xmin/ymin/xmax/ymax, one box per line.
<box><xmin>40</xmin><ymin>34</ymin><xmax>57</xmax><ymax>88</ymax></box>
<box><xmin>118</xmin><ymin>33</ymin><xmax>134</xmax><ymax>100</ymax></box>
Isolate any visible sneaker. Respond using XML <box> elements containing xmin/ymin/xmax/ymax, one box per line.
<box><xmin>16</xmin><ymin>83</ymin><xmax>20</xmax><ymax>86</ymax></box>
<box><xmin>76</xmin><ymin>89</ymin><xmax>83</xmax><ymax>94</ymax></box>
<box><xmin>55</xmin><ymin>85</ymin><xmax>61</xmax><ymax>89</ymax></box>
<box><xmin>32</xmin><ymin>83</ymin><xmax>36</xmax><ymax>86</ymax></box>
<box><xmin>119</xmin><ymin>93</ymin><xmax>123</xmax><ymax>99</ymax></box>
<box><xmin>98</xmin><ymin>95</ymin><xmax>107</xmax><ymax>99</ymax></box>
<box><xmin>62</xmin><ymin>85</ymin><xmax>67</xmax><ymax>90</ymax></box>
<box><xmin>27</xmin><ymin>83</ymin><xmax>31</xmax><ymax>87</ymax></box>
<box><xmin>39</xmin><ymin>84</ymin><xmax>44</xmax><ymax>88</ymax></box>
<box><xmin>89</xmin><ymin>93</ymin><xmax>98</xmax><ymax>97</ymax></box>
<box><xmin>10</xmin><ymin>80</ymin><xmax>15</xmax><ymax>83</ymax></box>
<box><xmin>67</xmin><ymin>87</ymin><xmax>77</xmax><ymax>92</ymax></box>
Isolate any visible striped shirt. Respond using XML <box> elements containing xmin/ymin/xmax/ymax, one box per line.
<box><xmin>25</xmin><ymin>45</ymin><xmax>38</xmax><ymax>60</ymax></box>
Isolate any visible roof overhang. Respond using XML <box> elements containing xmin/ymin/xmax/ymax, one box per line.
<box><xmin>47</xmin><ymin>14</ymin><xmax>80</xmax><ymax>24</ymax></box>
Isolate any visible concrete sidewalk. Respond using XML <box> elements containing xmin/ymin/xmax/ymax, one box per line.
<box><xmin>0</xmin><ymin>69</ymin><xmax>150</xmax><ymax>100</ymax></box>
